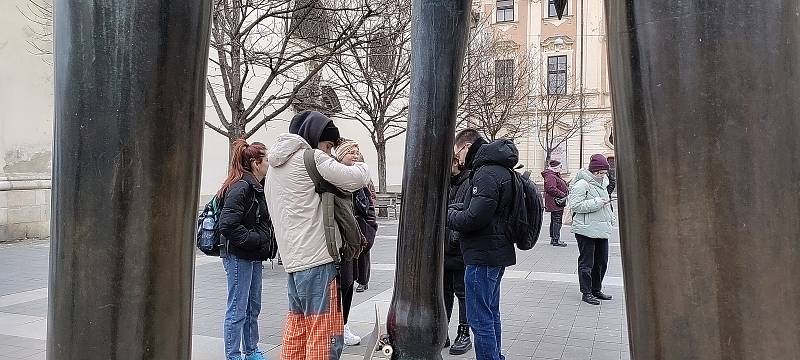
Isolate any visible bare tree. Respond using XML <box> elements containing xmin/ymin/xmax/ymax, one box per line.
<box><xmin>532</xmin><ymin>68</ymin><xmax>597</xmax><ymax>166</ymax></box>
<box><xmin>205</xmin><ymin>0</ymin><xmax>378</xmax><ymax>146</ymax></box>
<box><xmin>327</xmin><ymin>0</ymin><xmax>411</xmax><ymax>193</ymax></box>
<box><xmin>19</xmin><ymin>0</ymin><xmax>53</xmax><ymax>62</ymax></box>
<box><xmin>456</xmin><ymin>13</ymin><xmax>533</xmax><ymax>141</ymax></box>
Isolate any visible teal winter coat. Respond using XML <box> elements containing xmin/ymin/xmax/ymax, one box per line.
<box><xmin>568</xmin><ymin>169</ymin><xmax>616</xmax><ymax>239</ymax></box>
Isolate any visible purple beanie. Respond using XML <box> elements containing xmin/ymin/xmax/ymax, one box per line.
<box><xmin>588</xmin><ymin>154</ymin><xmax>610</xmax><ymax>172</ymax></box>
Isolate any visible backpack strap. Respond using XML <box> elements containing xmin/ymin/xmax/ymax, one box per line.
<box><xmin>302</xmin><ymin>149</ymin><xmax>341</xmax><ymax>264</ymax></box>
<box><xmin>303</xmin><ymin>149</ymin><xmax>324</xmax><ymax>189</ymax></box>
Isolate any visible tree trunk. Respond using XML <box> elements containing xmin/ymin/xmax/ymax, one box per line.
<box><xmin>375</xmin><ymin>141</ymin><xmax>388</xmax><ymax>217</ymax></box>
<box><xmin>544</xmin><ymin>151</ymin><xmax>552</xmax><ymax>169</ymax></box>
<box><xmin>377</xmin><ymin>142</ymin><xmax>387</xmax><ymax>193</ymax></box>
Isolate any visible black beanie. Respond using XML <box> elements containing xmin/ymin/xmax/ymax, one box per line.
<box><xmin>319</xmin><ymin>123</ymin><xmax>340</xmax><ymax>143</ymax></box>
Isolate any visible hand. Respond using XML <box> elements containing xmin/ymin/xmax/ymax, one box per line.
<box><xmin>448</xmin><ymin>203</ymin><xmax>464</xmax><ymax>211</ymax></box>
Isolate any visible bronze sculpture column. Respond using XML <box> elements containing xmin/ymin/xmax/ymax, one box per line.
<box><xmin>606</xmin><ymin>1</ymin><xmax>800</xmax><ymax>359</ymax></box>
<box><xmin>387</xmin><ymin>0</ymin><xmax>471</xmax><ymax>358</ymax></box>
<box><xmin>48</xmin><ymin>1</ymin><xmax>211</xmax><ymax>359</ymax></box>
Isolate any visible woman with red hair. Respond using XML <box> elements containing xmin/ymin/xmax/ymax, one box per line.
<box><xmin>218</xmin><ymin>139</ymin><xmax>277</xmax><ymax>360</ymax></box>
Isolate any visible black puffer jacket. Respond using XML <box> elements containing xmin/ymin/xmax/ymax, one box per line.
<box><xmin>445</xmin><ymin>171</ymin><xmax>470</xmax><ymax>270</ymax></box>
<box><xmin>219</xmin><ymin>173</ymin><xmax>276</xmax><ymax>261</ymax></box>
<box><xmin>447</xmin><ymin>140</ymin><xmax>518</xmax><ymax>267</ymax></box>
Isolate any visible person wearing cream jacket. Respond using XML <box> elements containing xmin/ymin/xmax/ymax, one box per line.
<box><xmin>265</xmin><ymin>111</ymin><xmax>369</xmax><ymax>360</ymax></box>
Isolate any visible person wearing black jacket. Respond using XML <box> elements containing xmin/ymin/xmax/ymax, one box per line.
<box><xmin>448</xmin><ymin>130</ymin><xmax>518</xmax><ymax>360</ymax></box>
<box><xmin>443</xmin><ymin>129</ymin><xmax>480</xmax><ymax>355</ymax></box>
<box><xmin>354</xmin><ymin>181</ymin><xmax>378</xmax><ymax>293</ymax></box>
<box><xmin>217</xmin><ymin>139</ymin><xmax>275</xmax><ymax>360</ymax></box>
<box><xmin>333</xmin><ymin>141</ymin><xmax>379</xmax><ymax>347</ymax></box>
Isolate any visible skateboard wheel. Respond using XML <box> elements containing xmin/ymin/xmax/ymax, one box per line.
<box><xmin>382</xmin><ymin>345</ymin><xmax>393</xmax><ymax>357</ymax></box>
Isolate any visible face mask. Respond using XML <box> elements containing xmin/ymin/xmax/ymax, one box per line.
<box><xmin>594</xmin><ymin>174</ymin><xmax>606</xmax><ymax>182</ymax></box>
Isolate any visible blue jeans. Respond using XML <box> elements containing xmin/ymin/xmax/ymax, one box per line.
<box><xmin>465</xmin><ymin>265</ymin><xmax>506</xmax><ymax>360</ymax></box>
<box><xmin>223</xmin><ymin>254</ymin><xmax>263</xmax><ymax>360</ymax></box>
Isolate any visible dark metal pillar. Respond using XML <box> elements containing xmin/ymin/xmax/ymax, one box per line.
<box><xmin>606</xmin><ymin>1</ymin><xmax>800</xmax><ymax>359</ymax></box>
<box><xmin>48</xmin><ymin>1</ymin><xmax>211</xmax><ymax>359</ymax></box>
<box><xmin>387</xmin><ymin>0</ymin><xmax>471</xmax><ymax>358</ymax></box>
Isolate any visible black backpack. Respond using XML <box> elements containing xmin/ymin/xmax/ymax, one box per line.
<box><xmin>505</xmin><ymin>169</ymin><xmax>544</xmax><ymax>250</ymax></box>
<box><xmin>196</xmin><ymin>180</ymin><xmax>278</xmax><ymax>259</ymax></box>
<box><xmin>196</xmin><ymin>196</ymin><xmax>222</xmax><ymax>256</ymax></box>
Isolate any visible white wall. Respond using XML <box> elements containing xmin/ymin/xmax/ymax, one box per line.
<box><xmin>0</xmin><ymin>0</ymin><xmax>54</xmax><ymax>239</ymax></box>
<box><xmin>0</xmin><ymin>0</ymin><xmax>53</xmax><ymax>178</ymax></box>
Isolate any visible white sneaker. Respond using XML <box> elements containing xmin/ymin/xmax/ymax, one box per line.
<box><xmin>344</xmin><ymin>324</ymin><xmax>361</xmax><ymax>346</ymax></box>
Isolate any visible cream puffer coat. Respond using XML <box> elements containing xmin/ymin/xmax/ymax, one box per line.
<box><xmin>265</xmin><ymin>134</ymin><xmax>370</xmax><ymax>273</ymax></box>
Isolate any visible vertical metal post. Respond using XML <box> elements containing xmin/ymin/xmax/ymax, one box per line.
<box><xmin>48</xmin><ymin>1</ymin><xmax>211</xmax><ymax>359</ymax></box>
<box><xmin>387</xmin><ymin>0</ymin><xmax>471</xmax><ymax>358</ymax></box>
<box><xmin>606</xmin><ymin>1</ymin><xmax>800</xmax><ymax>359</ymax></box>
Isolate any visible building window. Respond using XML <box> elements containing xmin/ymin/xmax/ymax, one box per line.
<box><xmin>495</xmin><ymin>59</ymin><xmax>515</xmax><ymax>98</ymax></box>
<box><xmin>496</xmin><ymin>0</ymin><xmax>514</xmax><ymax>22</ymax></box>
<box><xmin>547</xmin><ymin>55</ymin><xmax>567</xmax><ymax>95</ymax></box>
<box><xmin>548</xmin><ymin>0</ymin><xmax>567</xmax><ymax>18</ymax></box>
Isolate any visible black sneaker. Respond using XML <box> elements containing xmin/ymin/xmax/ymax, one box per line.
<box><xmin>551</xmin><ymin>240</ymin><xmax>567</xmax><ymax>247</ymax></box>
<box><xmin>582</xmin><ymin>293</ymin><xmax>600</xmax><ymax>305</ymax></box>
<box><xmin>593</xmin><ymin>291</ymin><xmax>613</xmax><ymax>300</ymax></box>
<box><xmin>443</xmin><ymin>337</ymin><xmax>450</xmax><ymax>348</ymax></box>
<box><xmin>356</xmin><ymin>283</ymin><xmax>368</xmax><ymax>293</ymax></box>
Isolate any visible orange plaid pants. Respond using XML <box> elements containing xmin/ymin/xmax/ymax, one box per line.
<box><xmin>281</xmin><ymin>263</ymin><xmax>344</xmax><ymax>360</ymax></box>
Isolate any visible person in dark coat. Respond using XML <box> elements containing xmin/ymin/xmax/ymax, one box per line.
<box><xmin>332</xmin><ymin>140</ymin><xmax>378</xmax><ymax>346</ymax></box>
<box><xmin>218</xmin><ymin>139</ymin><xmax>275</xmax><ymax>360</ymax></box>
<box><xmin>355</xmin><ymin>180</ymin><xmax>379</xmax><ymax>293</ymax></box>
<box><xmin>542</xmin><ymin>160</ymin><xmax>569</xmax><ymax>247</ymax></box>
<box><xmin>442</xmin><ymin>130</ymin><xmax>475</xmax><ymax>355</ymax></box>
<box><xmin>448</xmin><ymin>129</ymin><xmax>518</xmax><ymax>360</ymax></box>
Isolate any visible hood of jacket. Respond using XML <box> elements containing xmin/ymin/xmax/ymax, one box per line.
<box><xmin>572</xmin><ymin>168</ymin><xmax>608</xmax><ymax>188</ymax></box>
<box><xmin>268</xmin><ymin>133</ymin><xmax>310</xmax><ymax>167</ymax></box>
<box><xmin>464</xmin><ymin>137</ymin><xmax>487</xmax><ymax>170</ymax></box>
<box><xmin>472</xmin><ymin>139</ymin><xmax>519</xmax><ymax>169</ymax></box>
<box><xmin>541</xmin><ymin>168</ymin><xmax>559</xmax><ymax>178</ymax></box>
<box><xmin>290</xmin><ymin>111</ymin><xmax>335</xmax><ymax>149</ymax></box>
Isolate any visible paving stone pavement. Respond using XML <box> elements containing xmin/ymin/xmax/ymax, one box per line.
<box><xmin>0</xmin><ymin>218</ymin><xmax>628</xmax><ymax>360</ymax></box>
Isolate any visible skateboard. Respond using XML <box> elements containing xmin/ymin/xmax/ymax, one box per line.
<box><xmin>362</xmin><ymin>304</ymin><xmax>393</xmax><ymax>359</ymax></box>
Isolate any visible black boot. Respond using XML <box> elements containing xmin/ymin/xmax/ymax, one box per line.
<box><xmin>449</xmin><ymin>324</ymin><xmax>472</xmax><ymax>355</ymax></box>
<box><xmin>582</xmin><ymin>293</ymin><xmax>600</xmax><ymax>305</ymax></box>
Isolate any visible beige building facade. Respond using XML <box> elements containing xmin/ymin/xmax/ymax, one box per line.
<box><xmin>472</xmin><ymin>0</ymin><xmax>614</xmax><ymax>180</ymax></box>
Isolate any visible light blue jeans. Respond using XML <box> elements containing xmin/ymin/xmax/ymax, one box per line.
<box><xmin>223</xmin><ymin>254</ymin><xmax>263</xmax><ymax>360</ymax></box>
<box><xmin>465</xmin><ymin>265</ymin><xmax>506</xmax><ymax>360</ymax></box>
